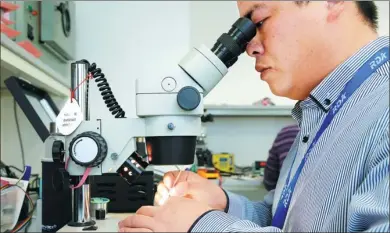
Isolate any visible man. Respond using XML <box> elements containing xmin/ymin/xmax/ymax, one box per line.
<box><xmin>264</xmin><ymin>124</ymin><xmax>300</xmax><ymax>191</ymax></box>
<box><xmin>118</xmin><ymin>1</ymin><xmax>389</xmax><ymax>232</ymax></box>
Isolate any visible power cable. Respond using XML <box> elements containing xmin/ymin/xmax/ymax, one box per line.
<box><xmin>14</xmin><ymin>100</ymin><xmax>26</xmax><ymax>168</ymax></box>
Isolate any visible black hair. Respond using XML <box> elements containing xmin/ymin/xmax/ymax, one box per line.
<box><xmin>296</xmin><ymin>1</ymin><xmax>379</xmax><ymax>30</ymax></box>
<box><xmin>356</xmin><ymin>1</ymin><xmax>378</xmax><ymax>30</ymax></box>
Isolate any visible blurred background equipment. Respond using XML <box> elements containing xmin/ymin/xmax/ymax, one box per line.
<box><xmin>1</xmin><ymin>165</ymin><xmax>36</xmax><ymax>233</ymax></box>
<box><xmin>7</xmin><ymin>1</ymin><xmax>76</xmax><ymax>81</ymax></box>
<box><xmin>252</xmin><ymin>97</ymin><xmax>275</xmax><ymax>106</ymax></box>
<box><xmin>4</xmin><ymin>76</ymin><xmax>60</xmax><ymax>142</ymax></box>
<box><xmin>252</xmin><ymin>161</ymin><xmax>267</xmax><ymax>176</ymax></box>
<box><xmin>212</xmin><ymin>153</ymin><xmax>235</xmax><ymax>173</ymax></box>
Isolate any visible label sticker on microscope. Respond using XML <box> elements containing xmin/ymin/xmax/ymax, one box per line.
<box><xmin>56</xmin><ymin>98</ymin><xmax>83</xmax><ymax>135</ymax></box>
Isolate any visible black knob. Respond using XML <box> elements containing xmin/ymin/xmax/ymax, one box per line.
<box><xmin>201</xmin><ymin>114</ymin><xmax>214</xmax><ymax>123</ymax></box>
<box><xmin>177</xmin><ymin>86</ymin><xmax>201</xmax><ymax>111</ymax></box>
<box><xmin>52</xmin><ymin>168</ymin><xmax>70</xmax><ymax>192</ymax></box>
<box><xmin>52</xmin><ymin>140</ymin><xmax>65</xmax><ymax>163</ymax></box>
<box><xmin>69</xmin><ymin>131</ymin><xmax>108</xmax><ymax>167</ymax></box>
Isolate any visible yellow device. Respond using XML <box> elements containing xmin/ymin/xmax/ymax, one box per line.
<box><xmin>212</xmin><ymin>153</ymin><xmax>235</xmax><ymax>173</ymax></box>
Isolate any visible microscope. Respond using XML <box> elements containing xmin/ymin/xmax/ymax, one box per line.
<box><xmin>41</xmin><ymin>17</ymin><xmax>256</xmax><ymax>231</ymax></box>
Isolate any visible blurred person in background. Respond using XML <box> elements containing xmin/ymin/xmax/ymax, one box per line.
<box><xmin>263</xmin><ymin>124</ymin><xmax>300</xmax><ymax>191</ymax></box>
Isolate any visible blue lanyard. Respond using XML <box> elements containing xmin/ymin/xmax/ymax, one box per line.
<box><xmin>271</xmin><ymin>47</ymin><xmax>389</xmax><ymax>229</ymax></box>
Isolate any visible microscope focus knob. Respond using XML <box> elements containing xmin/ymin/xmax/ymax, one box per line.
<box><xmin>177</xmin><ymin>86</ymin><xmax>201</xmax><ymax>111</ymax></box>
<box><xmin>69</xmin><ymin>131</ymin><xmax>108</xmax><ymax>167</ymax></box>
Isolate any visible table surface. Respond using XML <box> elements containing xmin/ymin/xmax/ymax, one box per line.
<box><xmin>58</xmin><ymin>213</ymin><xmax>133</xmax><ymax>232</ymax></box>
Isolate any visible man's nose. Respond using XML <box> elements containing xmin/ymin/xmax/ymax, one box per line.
<box><xmin>246</xmin><ymin>40</ymin><xmax>264</xmax><ymax>57</ymax></box>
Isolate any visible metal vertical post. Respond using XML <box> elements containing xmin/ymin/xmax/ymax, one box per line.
<box><xmin>71</xmin><ymin>61</ymin><xmax>90</xmax><ymax>120</ymax></box>
<box><xmin>67</xmin><ymin>61</ymin><xmax>95</xmax><ymax>227</ymax></box>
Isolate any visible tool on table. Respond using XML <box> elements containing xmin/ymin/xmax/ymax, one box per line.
<box><xmin>37</xmin><ymin>16</ymin><xmax>256</xmax><ymax>231</ymax></box>
<box><xmin>90</xmin><ymin>198</ymin><xmax>109</xmax><ymax>220</ymax></box>
<box><xmin>171</xmin><ymin>166</ymin><xmax>182</xmax><ymax>188</ymax></box>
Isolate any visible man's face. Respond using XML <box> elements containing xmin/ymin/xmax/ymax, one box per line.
<box><xmin>237</xmin><ymin>1</ymin><xmax>333</xmax><ymax>100</ymax></box>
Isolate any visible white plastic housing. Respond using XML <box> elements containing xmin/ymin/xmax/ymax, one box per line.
<box><xmin>136</xmin><ymin>44</ymin><xmax>228</xmax><ymax>118</ymax></box>
<box><xmin>136</xmin><ymin>64</ymin><xmax>204</xmax><ymax>117</ymax></box>
<box><xmin>179</xmin><ymin>44</ymin><xmax>228</xmax><ymax>95</ymax></box>
<box><xmin>144</xmin><ymin>116</ymin><xmax>201</xmax><ymax>137</ymax></box>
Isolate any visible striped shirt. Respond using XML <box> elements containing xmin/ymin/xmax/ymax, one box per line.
<box><xmin>264</xmin><ymin>124</ymin><xmax>300</xmax><ymax>191</ymax></box>
<box><xmin>190</xmin><ymin>36</ymin><xmax>389</xmax><ymax>232</ymax></box>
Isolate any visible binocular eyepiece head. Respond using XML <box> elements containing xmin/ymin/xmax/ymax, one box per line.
<box><xmin>211</xmin><ymin>17</ymin><xmax>257</xmax><ymax>68</ymax></box>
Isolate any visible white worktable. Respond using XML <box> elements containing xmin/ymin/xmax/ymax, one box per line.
<box><xmin>58</xmin><ymin>213</ymin><xmax>133</xmax><ymax>232</ymax></box>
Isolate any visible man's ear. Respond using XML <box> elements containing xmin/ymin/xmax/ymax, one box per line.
<box><xmin>326</xmin><ymin>1</ymin><xmax>345</xmax><ymax>22</ymax></box>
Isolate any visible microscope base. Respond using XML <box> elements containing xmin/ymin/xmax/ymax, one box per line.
<box><xmin>67</xmin><ymin>220</ymin><xmax>96</xmax><ymax>227</ymax></box>
<box><xmin>59</xmin><ymin>213</ymin><xmax>132</xmax><ymax>232</ymax></box>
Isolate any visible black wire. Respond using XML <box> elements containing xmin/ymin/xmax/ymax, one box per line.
<box><xmin>23</xmin><ymin>201</ymin><xmax>37</xmax><ymax>233</ymax></box>
<box><xmin>7</xmin><ymin>166</ymin><xmax>23</xmax><ymax>173</ymax></box>
<box><xmin>13</xmin><ymin>100</ymin><xmax>26</xmax><ymax>168</ymax></box>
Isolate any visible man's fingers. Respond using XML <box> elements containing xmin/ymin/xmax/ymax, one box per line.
<box><xmin>136</xmin><ymin>206</ymin><xmax>158</xmax><ymax>217</ymax></box>
<box><xmin>163</xmin><ymin>171</ymin><xmax>179</xmax><ymax>188</ymax></box>
<box><xmin>154</xmin><ymin>193</ymin><xmax>161</xmax><ymax>206</ymax></box>
<box><xmin>154</xmin><ymin>193</ymin><xmax>169</xmax><ymax>206</ymax></box>
<box><xmin>169</xmin><ymin>181</ymin><xmax>189</xmax><ymax>197</ymax></box>
<box><xmin>157</xmin><ymin>182</ymin><xmax>169</xmax><ymax>197</ymax></box>
<box><xmin>163</xmin><ymin>170</ymin><xmax>191</xmax><ymax>189</ymax></box>
<box><xmin>118</xmin><ymin>215</ymin><xmax>155</xmax><ymax>230</ymax></box>
<box><xmin>119</xmin><ymin>227</ymin><xmax>152</xmax><ymax>232</ymax></box>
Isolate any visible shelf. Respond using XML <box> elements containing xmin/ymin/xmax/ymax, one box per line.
<box><xmin>204</xmin><ymin>104</ymin><xmax>294</xmax><ymax>117</ymax></box>
<box><xmin>0</xmin><ymin>33</ymin><xmax>69</xmax><ymax>97</ymax></box>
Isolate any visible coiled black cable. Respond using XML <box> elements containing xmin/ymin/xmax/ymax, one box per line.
<box><xmin>79</xmin><ymin>59</ymin><xmax>126</xmax><ymax>118</ymax></box>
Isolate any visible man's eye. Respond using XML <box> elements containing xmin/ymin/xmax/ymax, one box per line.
<box><xmin>256</xmin><ymin>19</ymin><xmax>267</xmax><ymax>29</ymax></box>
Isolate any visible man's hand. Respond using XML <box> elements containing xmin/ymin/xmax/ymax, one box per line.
<box><xmin>154</xmin><ymin>170</ymin><xmax>227</xmax><ymax>211</ymax></box>
<box><xmin>118</xmin><ymin>196</ymin><xmax>212</xmax><ymax>232</ymax></box>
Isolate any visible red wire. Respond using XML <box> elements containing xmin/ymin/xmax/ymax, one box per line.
<box><xmin>70</xmin><ymin>73</ymin><xmax>92</xmax><ymax>102</ymax></box>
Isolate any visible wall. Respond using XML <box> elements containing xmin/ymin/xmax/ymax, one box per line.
<box><xmin>74</xmin><ymin>1</ymin><xmax>192</xmax><ymax>119</ymax></box>
<box><xmin>376</xmin><ymin>1</ymin><xmax>390</xmax><ymax>36</ymax></box>
<box><xmin>203</xmin><ymin>116</ymin><xmax>296</xmax><ymax>166</ymax></box>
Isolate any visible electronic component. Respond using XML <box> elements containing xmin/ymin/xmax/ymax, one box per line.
<box><xmin>252</xmin><ymin>161</ymin><xmax>267</xmax><ymax>176</ymax></box>
<box><xmin>212</xmin><ymin>153</ymin><xmax>235</xmax><ymax>173</ymax></box>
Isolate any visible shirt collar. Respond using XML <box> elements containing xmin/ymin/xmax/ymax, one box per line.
<box><xmin>292</xmin><ymin>35</ymin><xmax>390</xmax><ymax>124</ymax></box>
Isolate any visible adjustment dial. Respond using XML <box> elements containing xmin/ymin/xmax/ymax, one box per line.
<box><xmin>69</xmin><ymin>131</ymin><xmax>108</xmax><ymax>167</ymax></box>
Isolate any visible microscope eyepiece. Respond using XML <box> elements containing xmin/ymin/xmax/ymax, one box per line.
<box><xmin>211</xmin><ymin>17</ymin><xmax>257</xmax><ymax>68</ymax></box>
